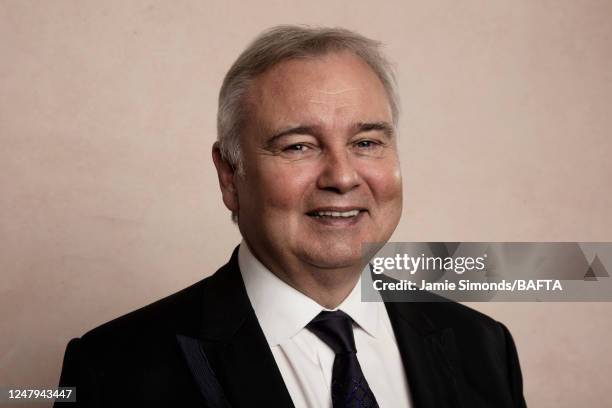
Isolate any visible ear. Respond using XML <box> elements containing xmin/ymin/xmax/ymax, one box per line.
<box><xmin>212</xmin><ymin>142</ymin><xmax>239</xmax><ymax>213</ymax></box>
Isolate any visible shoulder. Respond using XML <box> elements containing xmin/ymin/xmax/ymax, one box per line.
<box><xmin>416</xmin><ymin>300</ymin><xmax>500</xmax><ymax>331</ymax></box>
<box><xmin>83</xmin><ymin>277</ymin><xmax>207</xmax><ymax>343</ymax></box>
<box><xmin>63</xmin><ymin>277</ymin><xmax>208</xmax><ymax>376</ymax></box>
<box><xmin>80</xmin><ymin>250</ymin><xmax>239</xmax><ymax>344</ymax></box>
<box><xmin>391</xmin><ymin>299</ymin><xmax>514</xmax><ymax>357</ymax></box>
<box><xmin>69</xmin><ymin>248</ymin><xmax>240</xmax><ymax>358</ymax></box>
<box><xmin>55</xmin><ymin>257</ymin><xmax>240</xmax><ymax>403</ymax></box>
<box><xmin>378</xmin><ymin>274</ymin><xmax>510</xmax><ymax>348</ymax></box>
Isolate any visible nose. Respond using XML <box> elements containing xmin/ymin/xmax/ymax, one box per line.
<box><xmin>316</xmin><ymin>148</ymin><xmax>362</xmax><ymax>194</ymax></box>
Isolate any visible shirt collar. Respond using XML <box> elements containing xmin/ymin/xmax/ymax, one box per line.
<box><xmin>238</xmin><ymin>240</ymin><xmax>381</xmax><ymax>347</ymax></box>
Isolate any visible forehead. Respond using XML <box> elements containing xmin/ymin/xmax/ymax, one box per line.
<box><xmin>244</xmin><ymin>51</ymin><xmax>392</xmax><ymax>129</ymax></box>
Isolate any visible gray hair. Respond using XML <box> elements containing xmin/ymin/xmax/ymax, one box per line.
<box><xmin>216</xmin><ymin>25</ymin><xmax>400</xmax><ymax>173</ymax></box>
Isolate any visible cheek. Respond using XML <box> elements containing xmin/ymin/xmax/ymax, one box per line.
<box><xmin>366</xmin><ymin>161</ymin><xmax>403</xmax><ymax>204</ymax></box>
<box><xmin>253</xmin><ymin>162</ymin><xmax>318</xmax><ymax>212</ymax></box>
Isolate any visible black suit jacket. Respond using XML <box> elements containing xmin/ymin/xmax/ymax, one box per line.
<box><xmin>55</xmin><ymin>247</ymin><xmax>527</xmax><ymax>407</ymax></box>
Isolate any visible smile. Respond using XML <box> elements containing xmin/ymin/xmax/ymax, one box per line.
<box><xmin>308</xmin><ymin>209</ymin><xmax>361</xmax><ymax>218</ymax></box>
<box><xmin>305</xmin><ymin>208</ymin><xmax>367</xmax><ymax>227</ymax></box>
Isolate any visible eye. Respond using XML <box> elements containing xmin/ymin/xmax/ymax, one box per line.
<box><xmin>284</xmin><ymin>143</ymin><xmax>309</xmax><ymax>152</ymax></box>
<box><xmin>280</xmin><ymin>143</ymin><xmax>317</xmax><ymax>158</ymax></box>
<box><xmin>356</xmin><ymin>140</ymin><xmax>375</xmax><ymax>148</ymax></box>
<box><xmin>352</xmin><ymin>139</ymin><xmax>386</xmax><ymax>157</ymax></box>
<box><xmin>355</xmin><ymin>139</ymin><xmax>383</xmax><ymax>149</ymax></box>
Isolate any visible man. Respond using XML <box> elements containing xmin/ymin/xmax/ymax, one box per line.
<box><xmin>56</xmin><ymin>26</ymin><xmax>527</xmax><ymax>407</ymax></box>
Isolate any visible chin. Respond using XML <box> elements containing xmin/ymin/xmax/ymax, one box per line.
<box><xmin>302</xmin><ymin>241</ymin><xmax>364</xmax><ymax>270</ymax></box>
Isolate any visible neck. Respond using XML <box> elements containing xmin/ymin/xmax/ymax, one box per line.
<box><xmin>245</xmin><ymin>243</ymin><xmax>364</xmax><ymax>309</ymax></box>
<box><xmin>245</xmin><ymin>240</ymin><xmax>365</xmax><ymax>309</ymax></box>
<box><xmin>281</xmin><ymin>264</ymin><xmax>362</xmax><ymax>309</ymax></box>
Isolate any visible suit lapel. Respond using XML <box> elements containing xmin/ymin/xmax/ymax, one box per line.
<box><xmin>384</xmin><ymin>301</ymin><xmax>463</xmax><ymax>408</ymax></box>
<box><xmin>179</xmin><ymin>247</ymin><xmax>295</xmax><ymax>408</ymax></box>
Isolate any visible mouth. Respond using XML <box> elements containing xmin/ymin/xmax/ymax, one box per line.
<box><xmin>305</xmin><ymin>207</ymin><xmax>367</xmax><ymax>224</ymax></box>
<box><xmin>307</xmin><ymin>209</ymin><xmax>361</xmax><ymax>218</ymax></box>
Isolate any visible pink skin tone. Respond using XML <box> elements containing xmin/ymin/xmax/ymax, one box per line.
<box><xmin>213</xmin><ymin>51</ymin><xmax>403</xmax><ymax>308</ymax></box>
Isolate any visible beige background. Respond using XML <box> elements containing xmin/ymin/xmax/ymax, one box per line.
<box><xmin>1</xmin><ymin>1</ymin><xmax>611</xmax><ymax>407</ymax></box>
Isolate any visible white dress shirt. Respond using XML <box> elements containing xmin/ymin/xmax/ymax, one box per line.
<box><xmin>238</xmin><ymin>241</ymin><xmax>412</xmax><ymax>408</ymax></box>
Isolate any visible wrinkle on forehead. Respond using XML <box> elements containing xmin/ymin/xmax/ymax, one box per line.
<box><xmin>307</xmin><ymin>86</ymin><xmax>362</xmax><ymax>108</ymax></box>
<box><xmin>315</xmin><ymin>88</ymin><xmax>360</xmax><ymax>95</ymax></box>
<box><xmin>307</xmin><ymin>100</ymin><xmax>357</xmax><ymax>110</ymax></box>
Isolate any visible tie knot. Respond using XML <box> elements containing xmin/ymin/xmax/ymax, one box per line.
<box><xmin>306</xmin><ymin>310</ymin><xmax>356</xmax><ymax>354</ymax></box>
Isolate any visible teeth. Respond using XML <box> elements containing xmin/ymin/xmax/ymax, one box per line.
<box><xmin>312</xmin><ymin>210</ymin><xmax>360</xmax><ymax>218</ymax></box>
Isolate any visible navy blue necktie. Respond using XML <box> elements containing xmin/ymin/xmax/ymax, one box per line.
<box><xmin>307</xmin><ymin>310</ymin><xmax>379</xmax><ymax>408</ymax></box>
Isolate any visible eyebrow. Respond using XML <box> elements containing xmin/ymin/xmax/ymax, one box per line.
<box><xmin>355</xmin><ymin>121</ymin><xmax>395</xmax><ymax>138</ymax></box>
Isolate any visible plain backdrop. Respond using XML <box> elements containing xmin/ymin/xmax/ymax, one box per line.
<box><xmin>1</xmin><ymin>1</ymin><xmax>611</xmax><ymax>407</ymax></box>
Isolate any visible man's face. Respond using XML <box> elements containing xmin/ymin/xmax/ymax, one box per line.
<box><xmin>228</xmin><ymin>51</ymin><xmax>402</xmax><ymax>276</ymax></box>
